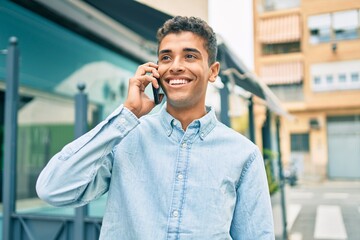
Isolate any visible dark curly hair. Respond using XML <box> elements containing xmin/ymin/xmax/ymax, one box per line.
<box><xmin>156</xmin><ymin>16</ymin><xmax>217</xmax><ymax>65</ymax></box>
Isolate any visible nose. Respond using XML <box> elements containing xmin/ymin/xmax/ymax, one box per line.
<box><xmin>169</xmin><ymin>58</ymin><xmax>185</xmax><ymax>74</ymax></box>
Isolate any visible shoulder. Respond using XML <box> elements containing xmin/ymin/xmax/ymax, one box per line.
<box><xmin>138</xmin><ymin>111</ymin><xmax>161</xmax><ymax>127</ymax></box>
<box><xmin>205</xmin><ymin>120</ymin><xmax>261</xmax><ymax>163</ymax></box>
<box><xmin>213</xmin><ymin>120</ymin><xmax>257</xmax><ymax>149</ymax></box>
<box><xmin>136</xmin><ymin>111</ymin><xmax>167</xmax><ymax>135</ymax></box>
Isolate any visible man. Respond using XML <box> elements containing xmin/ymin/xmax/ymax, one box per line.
<box><xmin>37</xmin><ymin>16</ymin><xmax>274</xmax><ymax>239</ymax></box>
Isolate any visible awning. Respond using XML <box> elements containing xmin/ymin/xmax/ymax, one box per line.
<box><xmin>260</xmin><ymin>61</ymin><xmax>303</xmax><ymax>85</ymax></box>
<box><xmin>259</xmin><ymin>14</ymin><xmax>301</xmax><ymax>44</ymax></box>
<box><xmin>83</xmin><ymin>0</ymin><xmax>170</xmax><ymax>43</ymax></box>
<box><xmin>16</xmin><ymin>0</ymin><xmax>172</xmax><ymax>62</ymax></box>
<box><xmin>14</xmin><ymin>0</ymin><xmax>288</xmax><ymax>116</ymax></box>
<box><xmin>217</xmin><ymin>42</ymin><xmax>289</xmax><ymax>117</ymax></box>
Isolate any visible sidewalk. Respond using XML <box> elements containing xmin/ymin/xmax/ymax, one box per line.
<box><xmin>271</xmin><ymin>185</ymin><xmax>303</xmax><ymax>240</ymax></box>
<box><xmin>271</xmin><ymin>180</ymin><xmax>360</xmax><ymax>240</ymax></box>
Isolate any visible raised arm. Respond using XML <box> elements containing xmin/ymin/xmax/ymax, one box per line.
<box><xmin>36</xmin><ymin>105</ymin><xmax>139</xmax><ymax>207</ymax></box>
<box><xmin>36</xmin><ymin>62</ymin><xmax>161</xmax><ymax>207</ymax></box>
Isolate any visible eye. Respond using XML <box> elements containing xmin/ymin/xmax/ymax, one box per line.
<box><xmin>160</xmin><ymin>55</ymin><xmax>171</xmax><ymax>61</ymax></box>
<box><xmin>185</xmin><ymin>54</ymin><xmax>196</xmax><ymax>59</ymax></box>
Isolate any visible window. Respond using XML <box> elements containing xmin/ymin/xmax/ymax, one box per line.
<box><xmin>308</xmin><ymin>10</ymin><xmax>360</xmax><ymax>44</ymax></box>
<box><xmin>291</xmin><ymin>133</ymin><xmax>309</xmax><ymax>152</ymax></box>
<box><xmin>338</xmin><ymin>74</ymin><xmax>347</xmax><ymax>83</ymax></box>
<box><xmin>269</xmin><ymin>83</ymin><xmax>304</xmax><ymax>102</ymax></box>
<box><xmin>333</xmin><ymin>10</ymin><xmax>359</xmax><ymax>40</ymax></box>
<box><xmin>313</xmin><ymin>76</ymin><xmax>321</xmax><ymax>85</ymax></box>
<box><xmin>259</xmin><ymin>14</ymin><xmax>301</xmax><ymax>55</ymax></box>
<box><xmin>326</xmin><ymin>75</ymin><xmax>333</xmax><ymax>84</ymax></box>
<box><xmin>262</xmin><ymin>42</ymin><xmax>301</xmax><ymax>55</ymax></box>
<box><xmin>351</xmin><ymin>73</ymin><xmax>359</xmax><ymax>82</ymax></box>
<box><xmin>308</xmin><ymin>14</ymin><xmax>332</xmax><ymax>44</ymax></box>
<box><xmin>259</xmin><ymin>0</ymin><xmax>300</xmax><ymax>12</ymax></box>
<box><xmin>311</xmin><ymin>60</ymin><xmax>360</xmax><ymax>92</ymax></box>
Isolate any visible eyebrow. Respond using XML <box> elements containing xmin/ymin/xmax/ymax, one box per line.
<box><xmin>158</xmin><ymin>49</ymin><xmax>171</xmax><ymax>55</ymax></box>
<box><xmin>158</xmin><ymin>48</ymin><xmax>202</xmax><ymax>55</ymax></box>
<box><xmin>184</xmin><ymin>48</ymin><xmax>201</xmax><ymax>54</ymax></box>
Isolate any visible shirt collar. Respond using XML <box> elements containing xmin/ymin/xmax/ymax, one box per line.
<box><xmin>160</xmin><ymin>104</ymin><xmax>217</xmax><ymax>140</ymax></box>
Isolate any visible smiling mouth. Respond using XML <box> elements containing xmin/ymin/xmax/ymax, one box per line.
<box><xmin>168</xmin><ymin>79</ymin><xmax>190</xmax><ymax>86</ymax></box>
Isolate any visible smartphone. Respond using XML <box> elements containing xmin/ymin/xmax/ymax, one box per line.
<box><xmin>152</xmin><ymin>78</ymin><xmax>164</xmax><ymax>105</ymax></box>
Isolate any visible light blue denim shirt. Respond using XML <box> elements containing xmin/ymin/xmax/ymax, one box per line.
<box><xmin>36</xmin><ymin>104</ymin><xmax>274</xmax><ymax>240</ymax></box>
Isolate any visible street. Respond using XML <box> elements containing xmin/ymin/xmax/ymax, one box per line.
<box><xmin>272</xmin><ymin>180</ymin><xmax>360</xmax><ymax>240</ymax></box>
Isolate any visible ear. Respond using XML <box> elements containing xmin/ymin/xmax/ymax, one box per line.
<box><xmin>208</xmin><ymin>61</ymin><xmax>220</xmax><ymax>83</ymax></box>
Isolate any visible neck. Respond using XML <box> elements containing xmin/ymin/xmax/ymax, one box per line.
<box><xmin>166</xmin><ymin>104</ymin><xmax>207</xmax><ymax>130</ymax></box>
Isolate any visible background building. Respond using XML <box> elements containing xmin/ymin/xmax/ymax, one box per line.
<box><xmin>254</xmin><ymin>0</ymin><xmax>360</xmax><ymax>181</ymax></box>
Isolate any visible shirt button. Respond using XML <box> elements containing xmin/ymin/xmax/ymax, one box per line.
<box><xmin>182</xmin><ymin>142</ymin><xmax>187</xmax><ymax>148</ymax></box>
<box><xmin>200</xmin><ymin>132</ymin><xmax>205</xmax><ymax>138</ymax></box>
<box><xmin>177</xmin><ymin>174</ymin><xmax>184</xmax><ymax>180</ymax></box>
<box><xmin>119</xmin><ymin>118</ymin><xmax>126</xmax><ymax>124</ymax></box>
<box><xmin>172</xmin><ymin>210</ymin><xmax>179</xmax><ymax>217</ymax></box>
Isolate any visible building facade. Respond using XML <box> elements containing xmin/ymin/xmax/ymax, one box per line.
<box><xmin>254</xmin><ymin>0</ymin><xmax>360</xmax><ymax>181</ymax></box>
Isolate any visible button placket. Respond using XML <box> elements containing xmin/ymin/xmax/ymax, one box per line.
<box><xmin>166</xmin><ymin>128</ymin><xmax>199</xmax><ymax>238</ymax></box>
<box><xmin>167</xmin><ymin>136</ymin><xmax>191</xmax><ymax>236</ymax></box>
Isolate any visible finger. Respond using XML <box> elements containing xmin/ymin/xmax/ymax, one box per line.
<box><xmin>135</xmin><ymin>63</ymin><xmax>158</xmax><ymax>76</ymax></box>
<box><xmin>146</xmin><ymin>62</ymin><xmax>158</xmax><ymax>68</ymax></box>
<box><xmin>135</xmin><ymin>66</ymin><xmax>158</xmax><ymax>77</ymax></box>
<box><xmin>129</xmin><ymin>74</ymin><xmax>159</xmax><ymax>92</ymax></box>
<box><xmin>139</xmin><ymin>75</ymin><xmax>159</xmax><ymax>88</ymax></box>
<box><xmin>151</xmin><ymin>68</ymin><xmax>160</xmax><ymax>78</ymax></box>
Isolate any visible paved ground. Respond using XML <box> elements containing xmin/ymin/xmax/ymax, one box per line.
<box><xmin>272</xmin><ymin>180</ymin><xmax>360</xmax><ymax>240</ymax></box>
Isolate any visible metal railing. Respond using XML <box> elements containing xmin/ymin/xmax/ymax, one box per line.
<box><xmin>1</xmin><ymin>37</ymin><xmax>102</xmax><ymax>240</ymax></box>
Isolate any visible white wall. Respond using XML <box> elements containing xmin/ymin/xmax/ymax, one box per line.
<box><xmin>138</xmin><ymin>0</ymin><xmax>208</xmax><ymax>20</ymax></box>
<box><xmin>208</xmin><ymin>0</ymin><xmax>254</xmax><ymax>70</ymax></box>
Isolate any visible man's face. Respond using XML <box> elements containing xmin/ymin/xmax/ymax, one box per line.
<box><xmin>157</xmin><ymin>31</ymin><xmax>219</xmax><ymax>111</ymax></box>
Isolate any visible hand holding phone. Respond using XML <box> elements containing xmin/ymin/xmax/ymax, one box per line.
<box><xmin>152</xmin><ymin>78</ymin><xmax>164</xmax><ymax>105</ymax></box>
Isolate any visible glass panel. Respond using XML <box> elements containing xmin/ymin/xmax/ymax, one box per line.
<box><xmin>326</xmin><ymin>75</ymin><xmax>334</xmax><ymax>84</ymax></box>
<box><xmin>351</xmin><ymin>73</ymin><xmax>359</xmax><ymax>82</ymax></box>
<box><xmin>338</xmin><ymin>73</ymin><xmax>347</xmax><ymax>83</ymax></box>
<box><xmin>308</xmin><ymin>14</ymin><xmax>332</xmax><ymax>44</ymax></box>
<box><xmin>0</xmin><ymin>1</ymin><xmax>137</xmax><ymax>108</ymax></box>
<box><xmin>88</xmin><ymin>194</ymin><xmax>107</xmax><ymax>217</ymax></box>
<box><xmin>308</xmin><ymin>14</ymin><xmax>331</xmax><ymax>29</ymax></box>
<box><xmin>333</xmin><ymin>10</ymin><xmax>359</xmax><ymax>40</ymax></box>
<box><xmin>333</xmin><ymin>10</ymin><xmax>358</xmax><ymax>29</ymax></box>
<box><xmin>229</xmin><ymin>93</ymin><xmax>249</xmax><ymax>138</ymax></box>
<box><xmin>14</xmin><ymin>93</ymin><xmax>94</xmax><ymax>216</ymax></box>
<box><xmin>262</xmin><ymin>42</ymin><xmax>301</xmax><ymax>55</ymax></box>
<box><xmin>1</xmin><ymin>0</ymin><xmax>136</xmax><ymax>222</ymax></box>
<box><xmin>291</xmin><ymin>133</ymin><xmax>310</xmax><ymax>152</ymax></box>
<box><xmin>314</xmin><ymin>76</ymin><xmax>321</xmax><ymax>85</ymax></box>
<box><xmin>260</xmin><ymin>0</ymin><xmax>300</xmax><ymax>12</ymax></box>
<box><xmin>269</xmin><ymin>83</ymin><xmax>304</xmax><ymax>102</ymax></box>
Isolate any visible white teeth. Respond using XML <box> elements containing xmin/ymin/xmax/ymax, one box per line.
<box><xmin>169</xmin><ymin>79</ymin><xmax>189</xmax><ymax>85</ymax></box>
